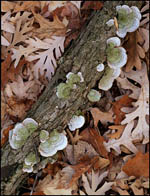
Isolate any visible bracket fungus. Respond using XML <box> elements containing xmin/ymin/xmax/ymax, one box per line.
<box><xmin>98</xmin><ymin>66</ymin><xmax>121</xmax><ymax>91</ymax></box>
<box><xmin>39</xmin><ymin>129</ymin><xmax>68</xmax><ymax>157</ymax></box>
<box><xmin>106</xmin><ymin>37</ymin><xmax>127</xmax><ymax>69</ymax></box>
<box><xmin>106</xmin><ymin>5</ymin><xmax>141</xmax><ymax>38</ymax></box>
<box><xmin>9</xmin><ymin>118</ymin><xmax>38</xmax><ymax>149</ymax></box>
<box><xmin>116</xmin><ymin>5</ymin><xmax>141</xmax><ymax>38</ymax></box>
<box><xmin>40</xmin><ymin>130</ymin><xmax>49</xmax><ymax>143</ymax></box>
<box><xmin>56</xmin><ymin>72</ymin><xmax>84</xmax><ymax>99</ymax></box>
<box><xmin>87</xmin><ymin>89</ymin><xmax>101</xmax><ymax>102</ymax></box>
<box><xmin>56</xmin><ymin>82</ymin><xmax>72</xmax><ymax>99</ymax></box>
<box><xmin>68</xmin><ymin>115</ymin><xmax>85</xmax><ymax>131</ymax></box>
<box><xmin>23</xmin><ymin>152</ymin><xmax>39</xmax><ymax>173</ymax></box>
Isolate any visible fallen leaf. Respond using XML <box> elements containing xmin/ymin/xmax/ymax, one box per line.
<box><xmin>122</xmin><ymin>152</ymin><xmax>149</xmax><ymax>178</ymax></box>
<box><xmin>36</xmin><ymin>156</ymin><xmax>98</xmax><ymax>194</ymax></box>
<box><xmin>1</xmin><ymin>124</ymin><xmax>14</xmax><ymax>147</ymax></box>
<box><xmin>59</xmin><ymin>156</ymin><xmax>99</xmax><ymax>189</ymax></box>
<box><xmin>6</xmin><ymin>96</ymin><xmax>34</xmax><ymax>122</ymax></box>
<box><xmin>32</xmin><ymin>9</ymin><xmax>67</xmax><ymax>39</ymax></box>
<box><xmin>81</xmin><ymin>1</ymin><xmax>103</xmax><ymax>10</ymax></box>
<box><xmin>81</xmin><ymin>170</ymin><xmax>113</xmax><ymax>195</ymax></box>
<box><xmin>2</xmin><ymin>56</ymin><xmax>26</xmax><ymax>90</ymax></box>
<box><xmin>123</xmin><ymin>30</ymin><xmax>145</xmax><ymax>72</ymax></box>
<box><xmin>65</xmin><ymin>140</ymin><xmax>99</xmax><ymax>165</ymax></box>
<box><xmin>1</xmin><ymin>1</ymin><xmax>16</xmax><ymax>12</ymax></box>
<box><xmin>13</xmin><ymin>1</ymin><xmax>40</xmax><ymax>13</ymax></box>
<box><xmin>90</xmin><ymin>107</ymin><xmax>113</xmax><ymax>127</ymax></box>
<box><xmin>107</xmin><ymin>125</ymin><xmax>125</xmax><ymax>139</ymax></box>
<box><xmin>80</xmin><ymin>127</ymin><xmax>108</xmax><ymax>158</ymax></box>
<box><xmin>112</xmin><ymin>95</ymin><xmax>134</xmax><ymax>124</ymax></box>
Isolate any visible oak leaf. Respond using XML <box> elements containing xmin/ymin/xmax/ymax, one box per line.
<box><xmin>13</xmin><ymin>1</ymin><xmax>40</xmax><ymax>12</ymax></box>
<box><xmin>26</xmin><ymin>36</ymin><xmax>65</xmax><ymax>79</ymax></box>
<box><xmin>123</xmin><ymin>30</ymin><xmax>145</xmax><ymax>72</ymax></box>
<box><xmin>90</xmin><ymin>107</ymin><xmax>113</xmax><ymax>127</ymax></box>
<box><xmin>32</xmin><ymin>10</ymin><xmax>67</xmax><ymax>39</ymax></box>
<box><xmin>1</xmin><ymin>56</ymin><xmax>26</xmax><ymax>90</ymax></box>
<box><xmin>104</xmin><ymin>121</ymin><xmax>138</xmax><ymax>154</ymax></box>
<box><xmin>1</xmin><ymin>1</ymin><xmax>16</xmax><ymax>12</ymax></box>
<box><xmin>107</xmin><ymin>125</ymin><xmax>125</xmax><ymax>139</ymax></box>
<box><xmin>81</xmin><ymin>170</ymin><xmax>113</xmax><ymax>195</ymax></box>
<box><xmin>6</xmin><ymin>96</ymin><xmax>34</xmax><ymax>121</ymax></box>
<box><xmin>112</xmin><ymin>95</ymin><xmax>134</xmax><ymax>124</ymax></box>
<box><xmin>80</xmin><ymin>128</ymin><xmax>108</xmax><ymax>158</ymax></box>
<box><xmin>122</xmin><ymin>152</ymin><xmax>149</xmax><ymax>178</ymax></box>
<box><xmin>121</xmin><ymin>63</ymin><xmax>149</xmax><ymax>144</ymax></box>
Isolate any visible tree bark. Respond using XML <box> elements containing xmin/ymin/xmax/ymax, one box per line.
<box><xmin>1</xmin><ymin>1</ymin><xmax>142</xmax><ymax>195</ymax></box>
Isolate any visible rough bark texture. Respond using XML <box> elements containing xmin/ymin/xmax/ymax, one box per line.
<box><xmin>1</xmin><ymin>1</ymin><xmax>142</xmax><ymax>195</ymax></box>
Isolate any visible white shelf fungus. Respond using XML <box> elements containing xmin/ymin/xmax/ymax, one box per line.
<box><xmin>68</xmin><ymin>115</ymin><xmax>85</xmax><ymax>131</ymax></box>
<box><xmin>96</xmin><ymin>63</ymin><xmax>104</xmax><ymax>72</ymax></box>
<box><xmin>39</xmin><ymin>129</ymin><xmax>68</xmax><ymax>157</ymax></box>
<box><xmin>25</xmin><ymin>152</ymin><xmax>37</xmax><ymax>166</ymax></box>
<box><xmin>98</xmin><ymin>66</ymin><xmax>121</xmax><ymax>91</ymax></box>
<box><xmin>23</xmin><ymin>164</ymin><xmax>33</xmax><ymax>173</ymax></box>
<box><xmin>40</xmin><ymin>130</ymin><xmax>49</xmax><ymax>143</ymax></box>
<box><xmin>9</xmin><ymin>118</ymin><xmax>38</xmax><ymax>149</ymax></box>
<box><xmin>106</xmin><ymin>37</ymin><xmax>127</xmax><ymax>69</ymax></box>
<box><xmin>66</xmin><ymin>72</ymin><xmax>84</xmax><ymax>84</ymax></box>
<box><xmin>87</xmin><ymin>89</ymin><xmax>101</xmax><ymax>102</ymax></box>
<box><xmin>22</xmin><ymin>118</ymin><xmax>38</xmax><ymax>134</ymax></box>
<box><xmin>116</xmin><ymin>5</ymin><xmax>141</xmax><ymax>38</ymax></box>
<box><xmin>56</xmin><ymin>72</ymin><xmax>84</xmax><ymax>99</ymax></box>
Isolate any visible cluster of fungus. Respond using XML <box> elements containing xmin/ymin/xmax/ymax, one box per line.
<box><xmin>39</xmin><ymin>129</ymin><xmax>68</xmax><ymax>157</ymax></box>
<box><xmin>9</xmin><ymin>118</ymin><xmax>38</xmax><ymax>149</ymax></box>
<box><xmin>98</xmin><ymin>5</ymin><xmax>141</xmax><ymax>91</ymax></box>
<box><xmin>23</xmin><ymin>152</ymin><xmax>39</xmax><ymax>173</ymax></box>
<box><xmin>106</xmin><ymin>5</ymin><xmax>141</xmax><ymax>38</ymax></box>
<box><xmin>56</xmin><ymin>72</ymin><xmax>84</xmax><ymax>99</ymax></box>
<box><xmin>68</xmin><ymin>115</ymin><xmax>85</xmax><ymax>131</ymax></box>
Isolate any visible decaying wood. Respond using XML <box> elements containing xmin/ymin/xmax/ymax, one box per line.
<box><xmin>1</xmin><ymin>1</ymin><xmax>142</xmax><ymax>195</ymax></box>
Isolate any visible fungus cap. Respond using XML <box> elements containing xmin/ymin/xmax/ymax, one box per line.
<box><xmin>116</xmin><ymin>5</ymin><xmax>141</xmax><ymax>38</ymax></box>
<box><xmin>68</xmin><ymin>115</ymin><xmax>85</xmax><ymax>131</ymax></box>
<box><xmin>40</xmin><ymin>130</ymin><xmax>49</xmax><ymax>143</ymax></box>
<box><xmin>87</xmin><ymin>89</ymin><xmax>101</xmax><ymax>102</ymax></box>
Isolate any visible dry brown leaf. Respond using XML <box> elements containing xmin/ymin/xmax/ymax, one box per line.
<box><xmin>90</xmin><ymin>107</ymin><xmax>113</xmax><ymax>127</ymax></box>
<box><xmin>32</xmin><ymin>9</ymin><xmax>67</xmax><ymax>39</ymax></box>
<box><xmin>1</xmin><ymin>124</ymin><xmax>14</xmax><ymax>147</ymax></box>
<box><xmin>6</xmin><ymin>97</ymin><xmax>34</xmax><ymax>121</ymax></box>
<box><xmin>2</xmin><ymin>56</ymin><xmax>27</xmax><ymax>90</ymax></box>
<box><xmin>93</xmin><ymin>157</ymin><xmax>110</xmax><ymax>170</ymax></box>
<box><xmin>13</xmin><ymin>1</ymin><xmax>40</xmax><ymax>13</ymax></box>
<box><xmin>123</xmin><ymin>30</ymin><xmax>145</xmax><ymax>72</ymax></box>
<box><xmin>81</xmin><ymin>1</ymin><xmax>103</xmax><ymax>10</ymax></box>
<box><xmin>122</xmin><ymin>152</ymin><xmax>149</xmax><ymax>178</ymax></box>
<box><xmin>1</xmin><ymin>1</ymin><xmax>16</xmax><ymax>12</ymax></box>
<box><xmin>107</xmin><ymin>125</ymin><xmax>125</xmax><ymax>139</ymax></box>
<box><xmin>65</xmin><ymin>140</ymin><xmax>98</xmax><ymax>165</ymax></box>
<box><xmin>112</xmin><ymin>95</ymin><xmax>134</xmax><ymax>125</ymax></box>
<box><xmin>80</xmin><ymin>128</ymin><xmax>108</xmax><ymax>158</ymax></box>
